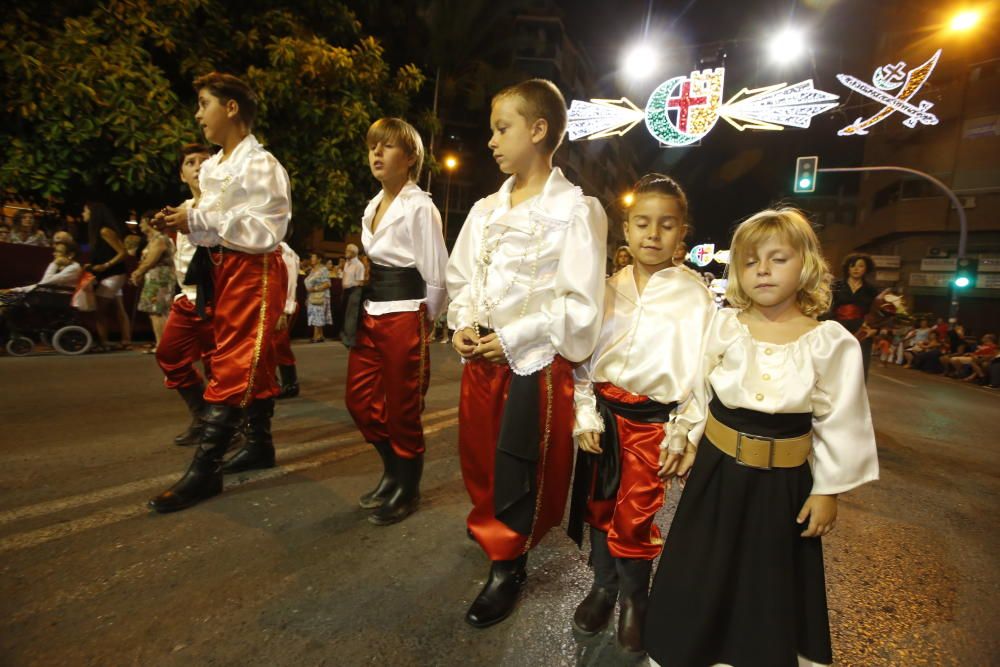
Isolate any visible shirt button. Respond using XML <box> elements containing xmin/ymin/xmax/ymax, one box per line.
<box><xmin>755</xmin><ymin>393</ymin><xmax>764</xmax><ymax>401</ymax></box>
<box><xmin>764</xmin><ymin>348</ymin><xmax>774</xmax><ymax>356</ymax></box>
<box><xmin>762</xmin><ymin>373</ymin><xmax>771</xmax><ymax>381</ymax></box>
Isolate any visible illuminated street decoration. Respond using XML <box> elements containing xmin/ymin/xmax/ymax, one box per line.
<box><xmin>567</xmin><ymin>49</ymin><xmax>945</xmax><ymax>146</ymax></box>
<box><xmin>836</xmin><ymin>49</ymin><xmax>941</xmax><ymax>136</ymax></box>
<box><xmin>568</xmin><ymin>67</ymin><xmax>838</xmax><ymax>147</ymax></box>
<box><xmin>687</xmin><ymin>245</ymin><xmax>730</xmax><ymax>267</ymax></box>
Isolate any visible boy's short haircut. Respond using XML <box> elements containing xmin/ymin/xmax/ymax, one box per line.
<box><xmin>193</xmin><ymin>72</ymin><xmax>258</xmax><ymax>128</ymax></box>
<box><xmin>178</xmin><ymin>142</ymin><xmax>214</xmax><ymax>171</ymax></box>
<box><xmin>492</xmin><ymin>79</ymin><xmax>568</xmax><ymax>154</ymax></box>
<box><xmin>628</xmin><ymin>173</ymin><xmax>690</xmax><ymax>222</ymax></box>
<box><xmin>366</xmin><ymin>118</ymin><xmax>425</xmax><ymax>182</ymax></box>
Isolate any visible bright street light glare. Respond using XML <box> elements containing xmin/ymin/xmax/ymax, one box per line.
<box><xmin>622</xmin><ymin>44</ymin><xmax>659</xmax><ymax>79</ymax></box>
<box><xmin>622</xmin><ymin>192</ymin><xmax>635</xmax><ymax>207</ymax></box>
<box><xmin>955</xmin><ymin>276</ymin><xmax>971</xmax><ymax>288</ymax></box>
<box><xmin>768</xmin><ymin>27</ymin><xmax>807</xmax><ymax>65</ymax></box>
<box><xmin>444</xmin><ymin>155</ymin><xmax>458</xmax><ymax>171</ymax></box>
<box><xmin>950</xmin><ymin>9</ymin><xmax>981</xmax><ymax>31</ymax></box>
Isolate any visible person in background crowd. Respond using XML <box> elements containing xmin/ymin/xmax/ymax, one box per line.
<box><xmin>672</xmin><ymin>240</ymin><xmax>688</xmax><ymax>267</ymax></box>
<box><xmin>9</xmin><ymin>210</ymin><xmax>50</xmax><ymax>246</ymax></box>
<box><xmin>0</xmin><ymin>225</ymin><xmax>11</xmax><ymax>243</ymax></box>
<box><xmin>613</xmin><ymin>245</ymin><xmax>632</xmax><ymax>274</ymax></box>
<box><xmin>83</xmin><ymin>201</ymin><xmax>132</xmax><ymax>351</ymax></box>
<box><xmin>340</xmin><ymin>243</ymin><xmax>366</xmax><ymax>347</ymax></box>
<box><xmin>828</xmin><ymin>253</ymin><xmax>879</xmax><ymax>380</ymax></box>
<box><xmin>2</xmin><ymin>241</ymin><xmax>81</xmax><ymax>295</ymax></box>
<box><xmin>304</xmin><ymin>252</ymin><xmax>332</xmax><ymax>343</ymax></box>
<box><xmin>905</xmin><ymin>330</ymin><xmax>943</xmax><ymax>372</ymax></box>
<box><xmin>948</xmin><ymin>334</ymin><xmax>998</xmax><ymax>383</ymax></box>
<box><xmin>130</xmin><ymin>211</ymin><xmax>176</xmax><ymax>353</ymax></box>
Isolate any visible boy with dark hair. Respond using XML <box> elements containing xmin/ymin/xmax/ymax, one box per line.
<box><xmin>149</xmin><ymin>72</ymin><xmax>291</xmax><ymax>512</ymax></box>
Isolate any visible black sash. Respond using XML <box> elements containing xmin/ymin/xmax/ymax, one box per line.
<box><xmin>365</xmin><ymin>264</ymin><xmax>426</xmax><ymax>302</ymax></box>
<box><xmin>493</xmin><ymin>368</ymin><xmax>542</xmax><ymax>536</ymax></box>
<box><xmin>182</xmin><ymin>246</ymin><xmax>220</xmax><ymax>320</ymax></box>
<box><xmin>566</xmin><ymin>394</ymin><xmax>676</xmax><ymax>547</ymax></box>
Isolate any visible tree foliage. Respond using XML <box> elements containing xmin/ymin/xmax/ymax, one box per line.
<box><xmin>0</xmin><ymin>1</ymin><xmax>425</xmax><ymax>231</ymax></box>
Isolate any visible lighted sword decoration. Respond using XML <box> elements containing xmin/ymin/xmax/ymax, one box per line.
<box><xmin>837</xmin><ymin>49</ymin><xmax>942</xmax><ymax>136</ymax></box>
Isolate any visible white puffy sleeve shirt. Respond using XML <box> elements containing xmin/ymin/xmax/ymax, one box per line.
<box><xmin>278</xmin><ymin>242</ymin><xmax>300</xmax><ymax>315</ymax></box>
<box><xmin>446</xmin><ymin>167</ymin><xmax>607</xmax><ymax>375</ymax></box>
<box><xmin>573</xmin><ymin>266</ymin><xmax>716</xmax><ymax>452</ymax></box>
<box><xmin>361</xmin><ymin>182</ymin><xmax>449</xmax><ymax>320</ymax></box>
<box><xmin>683</xmin><ymin>308</ymin><xmax>879</xmax><ymax>495</ymax></box>
<box><xmin>173</xmin><ymin>198</ymin><xmax>198</xmax><ymax>302</ymax></box>
<box><xmin>187</xmin><ymin>134</ymin><xmax>291</xmax><ymax>254</ymax></box>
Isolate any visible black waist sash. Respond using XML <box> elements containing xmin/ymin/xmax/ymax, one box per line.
<box><xmin>365</xmin><ymin>264</ymin><xmax>426</xmax><ymax>302</ymax></box>
<box><xmin>182</xmin><ymin>246</ymin><xmax>223</xmax><ymax>319</ymax></box>
<box><xmin>493</xmin><ymin>367</ymin><xmax>543</xmax><ymax>536</ymax></box>
<box><xmin>566</xmin><ymin>393</ymin><xmax>676</xmax><ymax>547</ymax></box>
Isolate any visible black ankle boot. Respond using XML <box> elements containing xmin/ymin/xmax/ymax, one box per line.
<box><xmin>573</xmin><ymin>529</ymin><xmax>619</xmax><ymax>635</ymax></box>
<box><xmin>276</xmin><ymin>365</ymin><xmax>299</xmax><ymax>399</ymax></box>
<box><xmin>222</xmin><ymin>399</ymin><xmax>276</xmax><ymax>474</ymax></box>
<box><xmin>173</xmin><ymin>384</ymin><xmax>206</xmax><ymax>446</ymax></box>
<box><xmin>149</xmin><ymin>404</ymin><xmax>241</xmax><ymax>513</ymax></box>
<box><xmin>368</xmin><ymin>453</ymin><xmax>421</xmax><ymax>525</ymax></box>
<box><xmin>615</xmin><ymin>558</ymin><xmax>652</xmax><ymax>654</ymax></box>
<box><xmin>359</xmin><ymin>440</ymin><xmax>397</xmax><ymax>509</ymax></box>
<box><xmin>465</xmin><ymin>554</ymin><xmax>528</xmax><ymax>628</ymax></box>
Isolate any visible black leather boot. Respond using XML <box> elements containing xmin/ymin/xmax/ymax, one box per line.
<box><xmin>358</xmin><ymin>440</ymin><xmax>397</xmax><ymax>509</ymax></box>
<box><xmin>173</xmin><ymin>384</ymin><xmax>206</xmax><ymax>446</ymax></box>
<box><xmin>573</xmin><ymin>529</ymin><xmax>619</xmax><ymax>635</ymax></box>
<box><xmin>222</xmin><ymin>398</ymin><xmax>276</xmax><ymax>474</ymax></box>
<box><xmin>149</xmin><ymin>404</ymin><xmax>241</xmax><ymax>513</ymax></box>
<box><xmin>368</xmin><ymin>453</ymin><xmax>421</xmax><ymax>525</ymax></box>
<box><xmin>615</xmin><ymin>558</ymin><xmax>652</xmax><ymax>654</ymax></box>
<box><xmin>465</xmin><ymin>554</ymin><xmax>528</xmax><ymax>628</ymax></box>
<box><xmin>276</xmin><ymin>365</ymin><xmax>299</xmax><ymax>399</ymax></box>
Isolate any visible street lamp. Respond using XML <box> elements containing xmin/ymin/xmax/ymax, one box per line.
<box><xmin>443</xmin><ymin>155</ymin><xmax>459</xmax><ymax>242</ymax></box>
<box><xmin>767</xmin><ymin>27</ymin><xmax>807</xmax><ymax>65</ymax></box>
<box><xmin>622</xmin><ymin>44</ymin><xmax>659</xmax><ymax>80</ymax></box>
<box><xmin>949</xmin><ymin>9</ymin><xmax>982</xmax><ymax>31</ymax></box>
<box><xmin>622</xmin><ymin>192</ymin><xmax>635</xmax><ymax>208</ymax></box>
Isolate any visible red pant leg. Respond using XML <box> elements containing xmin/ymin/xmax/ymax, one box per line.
<box><xmin>273</xmin><ymin>304</ymin><xmax>297</xmax><ymax>366</ymax></box>
<box><xmin>156</xmin><ymin>296</ymin><xmax>215</xmax><ymax>390</ymax></box>
<box><xmin>204</xmin><ymin>251</ymin><xmax>282</xmax><ymax>407</ymax></box>
<box><xmin>460</xmin><ymin>356</ymin><xmax>575</xmax><ymax>561</ymax></box>
<box><xmin>345</xmin><ymin>312</ymin><xmax>390</xmax><ymax>445</ymax></box>
<box><xmin>371</xmin><ymin>307</ymin><xmax>430</xmax><ymax>459</ymax></box>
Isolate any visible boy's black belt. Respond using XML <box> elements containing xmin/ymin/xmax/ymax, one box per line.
<box><xmin>364</xmin><ymin>264</ymin><xmax>426</xmax><ymax>302</ymax></box>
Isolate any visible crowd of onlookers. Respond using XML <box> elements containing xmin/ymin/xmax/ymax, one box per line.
<box><xmin>876</xmin><ymin>316</ymin><xmax>999</xmax><ymax>388</ymax></box>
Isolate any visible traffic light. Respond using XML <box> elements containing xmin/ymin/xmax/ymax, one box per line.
<box><xmin>794</xmin><ymin>156</ymin><xmax>818</xmax><ymax>193</ymax></box>
<box><xmin>954</xmin><ymin>257</ymin><xmax>978</xmax><ymax>288</ymax></box>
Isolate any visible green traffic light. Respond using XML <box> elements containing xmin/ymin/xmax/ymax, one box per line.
<box><xmin>954</xmin><ymin>276</ymin><xmax>971</xmax><ymax>288</ymax></box>
<box><xmin>798</xmin><ymin>177</ymin><xmax>812</xmax><ymax>189</ymax></box>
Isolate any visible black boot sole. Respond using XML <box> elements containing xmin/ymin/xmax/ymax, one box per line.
<box><xmin>572</xmin><ymin>617</ymin><xmax>612</xmax><ymax>636</ymax></box>
<box><xmin>367</xmin><ymin>500</ymin><xmax>418</xmax><ymax>525</ymax></box>
<box><xmin>148</xmin><ymin>488</ymin><xmax>222</xmax><ymax>514</ymax></box>
<box><xmin>221</xmin><ymin>458</ymin><xmax>275</xmax><ymax>475</ymax></box>
<box><xmin>464</xmin><ymin>575</ymin><xmax>526</xmax><ymax>629</ymax></box>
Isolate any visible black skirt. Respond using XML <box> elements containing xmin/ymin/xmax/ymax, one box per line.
<box><xmin>645</xmin><ymin>398</ymin><xmax>832</xmax><ymax>667</ymax></box>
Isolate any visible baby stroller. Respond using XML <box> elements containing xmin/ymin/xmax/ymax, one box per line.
<box><xmin>1</xmin><ymin>285</ymin><xmax>93</xmax><ymax>356</ymax></box>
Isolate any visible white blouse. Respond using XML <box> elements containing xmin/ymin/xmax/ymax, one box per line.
<box><xmin>187</xmin><ymin>134</ymin><xmax>291</xmax><ymax>255</ymax></box>
<box><xmin>278</xmin><ymin>242</ymin><xmax>300</xmax><ymax>315</ymax></box>
<box><xmin>173</xmin><ymin>198</ymin><xmax>198</xmax><ymax>302</ymax></box>
<box><xmin>685</xmin><ymin>308</ymin><xmax>879</xmax><ymax>495</ymax></box>
<box><xmin>574</xmin><ymin>265</ymin><xmax>716</xmax><ymax>452</ymax></box>
<box><xmin>361</xmin><ymin>182</ymin><xmax>449</xmax><ymax>320</ymax></box>
<box><xmin>446</xmin><ymin>168</ymin><xmax>608</xmax><ymax>375</ymax></box>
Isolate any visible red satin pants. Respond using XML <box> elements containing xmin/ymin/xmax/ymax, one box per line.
<box><xmin>203</xmin><ymin>251</ymin><xmax>282</xmax><ymax>407</ymax></box>
<box><xmin>584</xmin><ymin>383</ymin><xmax>668</xmax><ymax>560</ymax></box>
<box><xmin>345</xmin><ymin>307</ymin><xmax>430</xmax><ymax>459</ymax></box>
<box><xmin>459</xmin><ymin>356</ymin><xmax>575</xmax><ymax>561</ymax></box>
<box><xmin>156</xmin><ymin>295</ymin><xmax>214</xmax><ymax>390</ymax></box>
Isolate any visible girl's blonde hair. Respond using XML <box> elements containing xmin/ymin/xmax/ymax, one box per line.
<box><xmin>366</xmin><ymin>117</ymin><xmax>425</xmax><ymax>181</ymax></box>
<box><xmin>725</xmin><ymin>208</ymin><xmax>832</xmax><ymax>318</ymax></box>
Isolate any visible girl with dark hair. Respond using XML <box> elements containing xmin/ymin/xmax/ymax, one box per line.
<box><xmin>829</xmin><ymin>253</ymin><xmax>878</xmax><ymax>379</ymax></box>
<box><xmin>83</xmin><ymin>202</ymin><xmax>132</xmax><ymax>350</ymax></box>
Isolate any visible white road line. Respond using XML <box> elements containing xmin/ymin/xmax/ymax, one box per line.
<box><xmin>0</xmin><ymin>407</ymin><xmax>457</xmax><ymax>528</ymax></box>
<box><xmin>871</xmin><ymin>371</ymin><xmax>917</xmax><ymax>388</ymax></box>
<box><xmin>0</xmin><ymin>417</ymin><xmax>459</xmax><ymax>555</ymax></box>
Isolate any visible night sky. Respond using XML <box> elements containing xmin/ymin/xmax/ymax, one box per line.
<box><xmin>554</xmin><ymin>0</ymin><xmax>880</xmax><ymax>244</ymax></box>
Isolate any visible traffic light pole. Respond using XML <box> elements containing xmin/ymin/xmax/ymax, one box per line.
<box><xmin>817</xmin><ymin>165</ymin><xmax>969</xmax><ymax>318</ymax></box>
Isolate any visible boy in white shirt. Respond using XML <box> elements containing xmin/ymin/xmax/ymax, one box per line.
<box><xmin>447</xmin><ymin>79</ymin><xmax>607</xmax><ymax>627</ymax></box>
<box><xmin>150</xmin><ymin>73</ymin><xmax>291</xmax><ymax>513</ymax></box>
<box><xmin>346</xmin><ymin>118</ymin><xmax>449</xmax><ymax>526</ymax></box>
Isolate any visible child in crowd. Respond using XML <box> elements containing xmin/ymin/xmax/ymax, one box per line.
<box><xmin>645</xmin><ymin>208</ymin><xmax>879</xmax><ymax>667</ymax></box>
<box><xmin>447</xmin><ymin>79</ymin><xmax>607</xmax><ymax>628</ymax></box>
<box><xmin>568</xmin><ymin>173</ymin><xmax>714</xmax><ymax>654</ymax></box>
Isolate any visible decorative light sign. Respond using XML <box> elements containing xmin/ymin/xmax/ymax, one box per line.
<box><xmin>687</xmin><ymin>245</ymin><xmax>730</xmax><ymax>267</ymax></box>
<box><xmin>836</xmin><ymin>49</ymin><xmax>941</xmax><ymax>136</ymax></box>
<box><xmin>567</xmin><ymin>50</ymin><xmax>943</xmax><ymax>146</ymax></box>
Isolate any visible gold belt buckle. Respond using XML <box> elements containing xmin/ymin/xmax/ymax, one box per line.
<box><xmin>735</xmin><ymin>432</ymin><xmax>774</xmax><ymax>470</ymax></box>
